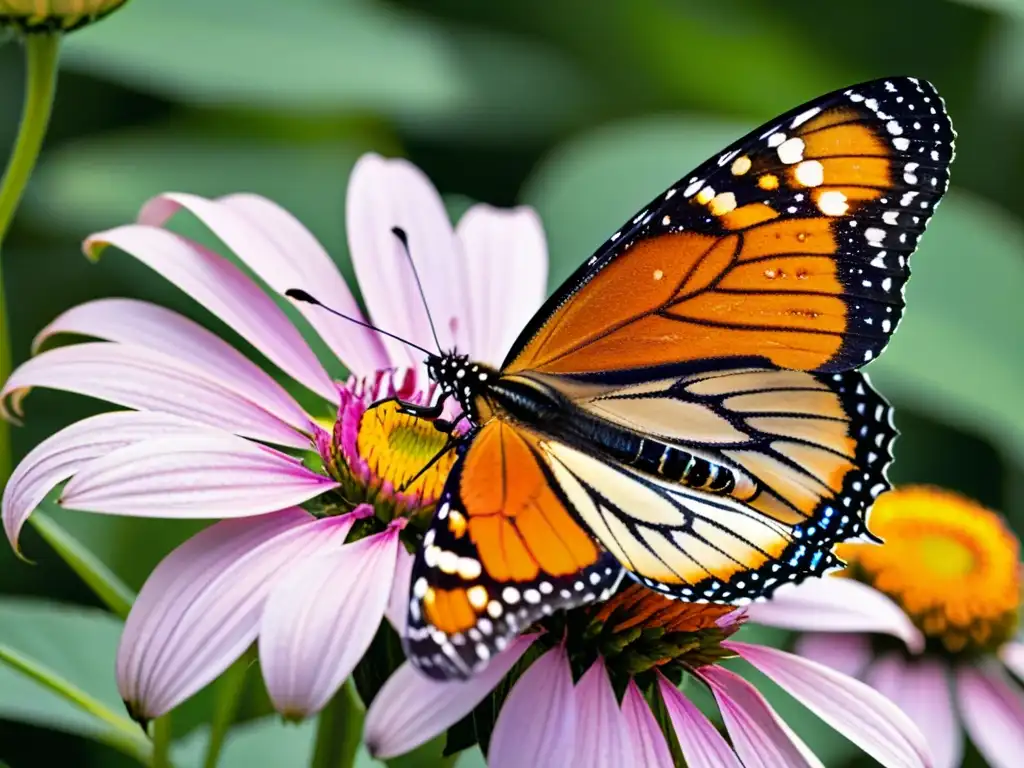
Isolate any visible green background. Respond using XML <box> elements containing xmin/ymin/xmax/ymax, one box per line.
<box><xmin>1</xmin><ymin>0</ymin><xmax>1023</xmax><ymax>765</ymax></box>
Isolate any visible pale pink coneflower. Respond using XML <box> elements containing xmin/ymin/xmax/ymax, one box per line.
<box><xmin>745</xmin><ymin>485</ymin><xmax>1024</xmax><ymax>768</ymax></box>
<box><xmin>364</xmin><ymin>583</ymin><xmax>934</xmax><ymax>767</ymax></box>
<box><xmin>0</xmin><ymin>153</ymin><xmax>547</xmax><ymax>723</ymax></box>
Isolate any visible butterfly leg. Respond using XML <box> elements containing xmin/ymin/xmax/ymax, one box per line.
<box><xmin>398</xmin><ymin>430</ymin><xmax>464</xmax><ymax>493</ymax></box>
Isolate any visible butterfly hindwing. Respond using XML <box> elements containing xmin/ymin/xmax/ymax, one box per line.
<box><xmin>503</xmin><ymin>77</ymin><xmax>954</xmax><ymax>379</ymax></box>
<box><xmin>517</xmin><ymin>365</ymin><xmax>895</xmax><ymax>603</ymax></box>
<box><xmin>404</xmin><ymin>420</ymin><xmax>624</xmax><ymax>680</ymax></box>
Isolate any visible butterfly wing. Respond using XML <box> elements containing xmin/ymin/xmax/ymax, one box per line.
<box><xmin>404</xmin><ymin>419</ymin><xmax>624</xmax><ymax>680</ymax></box>
<box><xmin>503</xmin><ymin>77</ymin><xmax>954</xmax><ymax>378</ymax></box>
<box><xmin>535</xmin><ymin>366</ymin><xmax>896</xmax><ymax>602</ymax></box>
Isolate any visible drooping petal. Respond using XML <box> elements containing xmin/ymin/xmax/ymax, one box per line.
<box><xmin>364</xmin><ymin>635</ymin><xmax>537</xmax><ymax>759</ymax></box>
<box><xmin>621</xmin><ymin>681</ymin><xmax>673</xmax><ymax>768</ymax></box>
<box><xmin>34</xmin><ymin>299</ymin><xmax>310</xmax><ymax>430</ymax></box>
<box><xmin>1000</xmin><ymin>641</ymin><xmax>1024</xmax><ymax>681</ymax></box>
<box><xmin>117</xmin><ymin>510</ymin><xmax>355</xmax><ymax>721</ymax></box>
<box><xmin>699</xmin><ymin>665</ymin><xmax>817</xmax><ymax>768</ymax></box>
<box><xmin>489</xmin><ymin>644</ymin><xmax>576</xmax><ymax>768</ymax></box>
<box><xmin>866</xmin><ymin>654</ymin><xmax>961</xmax><ymax>768</ymax></box>
<box><xmin>956</xmin><ymin>661</ymin><xmax>1024</xmax><ymax>768</ymax></box>
<box><xmin>60</xmin><ymin>435</ymin><xmax>337</xmax><ymax>518</ymax></box>
<box><xmin>384</xmin><ymin>544</ymin><xmax>414</xmax><ymax>635</ymax></box>
<box><xmin>84</xmin><ymin>224</ymin><xmax>336</xmax><ymax>403</ymax></box>
<box><xmin>2</xmin><ymin>411</ymin><xmax>222</xmax><ymax>554</ymax></box>
<box><xmin>745</xmin><ymin>578</ymin><xmax>924</xmax><ymax>652</ymax></box>
<box><xmin>455</xmin><ymin>204</ymin><xmax>548</xmax><ymax>366</ymax></box>
<box><xmin>0</xmin><ymin>342</ymin><xmax>307</xmax><ymax>448</ymax></box>
<box><xmin>793</xmin><ymin>632</ymin><xmax>874</xmax><ymax>679</ymax></box>
<box><xmin>657</xmin><ymin>673</ymin><xmax>741</xmax><ymax>768</ymax></box>
<box><xmin>138</xmin><ymin>192</ymin><xmax>388</xmax><ymax>376</ymax></box>
<box><xmin>574</xmin><ymin>659</ymin><xmax>632</xmax><ymax>768</ymax></box>
<box><xmin>260</xmin><ymin>526</ymin><xmax>400</xmax><ymax>717</ymax></box>
<box><xmin>727</xmin><ymin>641</ymin><xmax>930</xmax><ymax>768</ymax></box>
<box><xmin>346</xmin><ymin>153</ymin><xmax>467</xmax><ymax>368</ymax></box>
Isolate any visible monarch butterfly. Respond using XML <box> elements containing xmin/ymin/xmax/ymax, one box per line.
<box><xmin>294</xmin><ymin>76</ymin><xmax>955</xmax><ymax>681</ymax></box>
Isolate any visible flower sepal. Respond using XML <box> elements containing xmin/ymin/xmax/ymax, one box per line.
<box><xmin>0</xmin><ymin>0</ymin><xmax>129</xmax><ymax>33</ymax></box>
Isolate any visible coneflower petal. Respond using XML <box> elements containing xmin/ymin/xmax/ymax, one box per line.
<box><xmin>84</xmin><ymin>224</ymin><xmax>337</xmax><ymax>403</ymax></box>
<box><xmin>117</xmin><ymin>509</ymin><xmax>356</xmax><ymax>721</ymax></box>
<box><xmin>699</xmin><ymin>665</ymin><xmax>819</xmax><ymax>768</ymax></box>
<box><xmin>574</xmin><ymin>659</ymin><xmax>632</xmax><ymax>767</ymax></box>
<box><xmin>60</xmin><ymin>435</ymin><xmax>337</xmax><ymax>517</ymax></box>
<box><xmin>656</xmin><ymin>673</ymin><xmax>741</xmax><ymax>768</ymax></box>
<box><xmin>384</xmin><ymin>545</ymin><xmax>414</xmax><ymax>635</ymax></box>
<box><xmin>260</xmin><ymin>526</ymin><xmax>400</xmax><ymax>718</ymax></box>
<box><xmin>363</xmin><ymin>635</ymin><xmax>537</xmax><ymax>759</ymax></box>
<box><xmin>744</xmin><ymin>578</ymin><xmax>924</xmax><ymax>652</ymax></box>
<box><xmin>727</xmin><ymin>641</ymin><xmax>931</xmax><ymax>768</ymax></box>
<box><xmin>867</xmin><ymin>654</ymin><xmax>961</xmax><ymax>768</ymax></box>
<box><xmin>455</xmin><ymin>204</ymin><xmax>548</xmax><ymax>367</ymax></box>
<box><xmin>34</xmin><ymin>299</ymin><xmax>310</xmax><ymax>430</ymax></box>
<box><xmin>1000</xmin><ymin>641</ymin><xmax>1024</xmax><ymax>682</ymax></box>
<box><xmin>955</xmin><ymin>661</ymin><xmax>1024</xmax><ymax>768</ymax></box>
<box><xmin>488</xmin><ymin>644</ymin><xmax>576</xmax><ymax>768</ymax></box>
<box><xmin>0</xmin><ymin>342</ymin><xmax>307</xmax><ymax>448</ymax></box>
<box><xmin>346</xmin><ymin>153</ymin><xmax>466</xmax><ymax>369</ymax></box>
<box><xmin>2</xmin><ymin>411</ymin><xmax>222</xmax><ymax>553</ymax></box>
<box><xmin>793</xmin><ymin>632</ymin><xmax>874</xmax><ymax>680</ymax></box>
<box><xmin>621</xmin><ymin>681</ymin><xmax>673</xmax><ymax>768</ymax></box>
<box><xmin>138</xmin><ymin>191</ymin><xmax>389</xmax><ymax>377</ymax></box>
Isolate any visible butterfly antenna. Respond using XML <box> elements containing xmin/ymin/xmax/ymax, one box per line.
<box><xmin>285</xmin><ymin>289</ymin><xmax>433</xmax><ymax>356</ymax></box>
<box><xmin>391</xmin><ymin>226</ymin><xmax>443</xmax><ymax>354</ymax></box>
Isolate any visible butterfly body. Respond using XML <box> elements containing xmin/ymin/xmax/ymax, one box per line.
<box><xmin>402</xmin><ymin>76</ymin><xmax>955</xmax><ymax>680</ymax></box>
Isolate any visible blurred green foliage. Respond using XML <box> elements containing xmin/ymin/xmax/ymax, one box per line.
<box><xmin>1</xmin><ymin>0</ymin><xmax>1023</xmax><ymax>765</ymax></box>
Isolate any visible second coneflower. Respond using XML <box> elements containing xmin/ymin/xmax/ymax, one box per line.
<box><xmin>748</xmin><ymin>485</ymin><xmax>1024</xmax><ymax>768</ymax></box>
<box><xmin>0</xmin><ymin>153</ymin><xmax>548</xmax><ymax>722</ymax></box>
<box><xmin>365</xmin><ymin>583</ymin><xmax>932</xmax><ymax>767</ymax></box>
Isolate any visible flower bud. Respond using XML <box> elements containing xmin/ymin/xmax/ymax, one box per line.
<box><xmin>0</xmin><ymin>0</ymin><xmax>129</xmax><ymax>34</ymax></box>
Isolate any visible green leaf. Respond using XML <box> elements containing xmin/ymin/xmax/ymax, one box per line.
<box><xmin>520</xmin><ymin>115</ymin><xmax>1024</xmax><ymax>465</ymax></box>
<box><xmin>28</xmin><ymin>506</ymin><xmax>135</xmax><ymax>620</ymax></box>
<box><xmin>59</xmin><ymin>0</ymin><xmax>593</xmax><ymax>140</ymax></box>
<box><xmin>0</xmin><ymin>598</ymin><xmax>150</xmax><ymax>763</ymax></box>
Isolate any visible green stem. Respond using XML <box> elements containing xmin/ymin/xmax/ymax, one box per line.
<box><xmin>203</xmin><ymin>649</ymin><xmax>253</xmax><ymax>768</ymax></box>
<box><xmin>0</xmin><ymin>643</ymin><xmax>152</xmax><ymax>766</ymax></box>
<box><xmin>29</xmin><ymin>509</ymin><xmax>136</xmax><ymax>619</ymax></box>
<box><xmin>310</xmin><ymin>681</ymin><xmax>364</xmax><ymax>768</ymax></box>
<box><xmin>152</xmin><ymin>714</ymin><xmax>172</xmax><ymax>768</ymax></box>
<box><xmin>0</xmin><ymin>32</ymin><xmax>61</xmax><ymax>490</ymax></box>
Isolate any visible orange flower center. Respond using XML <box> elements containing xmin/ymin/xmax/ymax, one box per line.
<box><xmin>567</xmin><ymin>584</ymin><xmax>741</xmax><ymax>681</ymax></box>
<box><xmin>838</xmin><ymin>486</ymin><xmax>1021</xmax><ymax>654</ymax></box>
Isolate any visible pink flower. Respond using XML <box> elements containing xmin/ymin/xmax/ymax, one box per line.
<box><xmin>364</xmin><ymin>585</ymin><xmax>932</xmax><ymax>767</ymax></box>
<box><xmin>0</xmin><ymin>153</ymin><xmax>548</xmax><ymax>723</ymax></box>
<box><xmin>747</xmin><ymin>486</ymin><xmax>1024</xmax><ymax>768</ymax></box>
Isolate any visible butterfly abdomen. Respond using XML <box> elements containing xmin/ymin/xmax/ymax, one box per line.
<box><xmin>488</xmin><ymin>373</ymin><xmax>738</xmax><ymax>495</ymax></box>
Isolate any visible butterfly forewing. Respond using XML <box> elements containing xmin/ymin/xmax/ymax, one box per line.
<box><xmin>503</xmin><ymin>76</ymin><xmax>954</xmax><ymax>379</ymax></box>
<box><xmin>404</xmin><ymin>422</ymin><xmax>624</xmax><ymax>680</ymax></box>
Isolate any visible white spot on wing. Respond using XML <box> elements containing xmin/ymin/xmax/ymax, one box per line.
<box><xmin>790</xmin><ymin>107</ymin><xmax>822</xmax><ymax>128</ymax></box>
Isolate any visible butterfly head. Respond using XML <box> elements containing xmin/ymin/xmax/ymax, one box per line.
<box><xmin>426</xmin><ymin>353</ymin><xmax>497</xmax><ymax>418</ymax></box>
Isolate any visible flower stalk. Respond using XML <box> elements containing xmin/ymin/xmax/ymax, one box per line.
<box><xmin>151</xmin><ymin>713</ymin><xmax>172</xmax><ymax>768</ymax></box>
<box><xmin>203</xmin><ymin>648</ymin><xmax>253</xmax><ymax>768</ymax></box>
<box><xmin>0</xmin><ymin>31</ymin><xmax>61</xmax><ymax>489</ymax></box>
<box><xmin>311</xmin><ymin>681</ymin><xmax>364</xmax><ymax>768</ymax></box>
